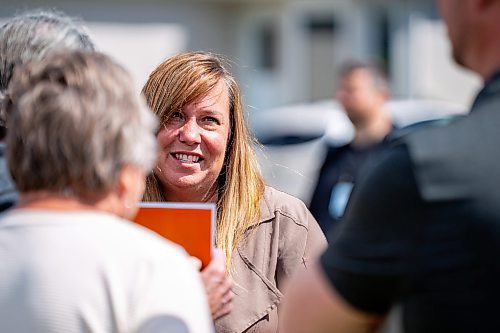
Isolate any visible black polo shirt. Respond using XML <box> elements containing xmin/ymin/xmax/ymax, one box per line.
<box><xmin>321</xmin><ymin>72</ymin><xmax>500</xmax><ymax>332</ymax></box>
<box><xmin>309</xmin><ymin>140</ymin><xmax>388</xmax><ymax>236</ymax></box>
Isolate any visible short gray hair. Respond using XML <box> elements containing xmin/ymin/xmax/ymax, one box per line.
<box><xmin>0</xmin><ymin>9</ymin><xmax>94</xmax><ymax>137</ymax></box>
<box><xmin>5</xmin><ymin>50</ymin><xmax>157</xmax><ymax>198</ymax></box>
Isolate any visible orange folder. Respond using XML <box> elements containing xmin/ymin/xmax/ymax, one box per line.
<box><xmin>132</xmin><ymin>202</ymin><xmax>215</xmax><ymax>269</ymax></box>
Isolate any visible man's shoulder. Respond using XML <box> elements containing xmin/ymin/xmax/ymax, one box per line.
<box><xmin>354</xmin><ymin>143</ymin><xmax>413</xmax><ymax>190</ymax></box>
<box><xmin>386</xmin><ymin>115</ymin><xmax>464</xmax><ymax>145</ymax></box>
<box><xmin>386</xmin><ymin>115</ymin><xmax>468</xmax><ymax>173</ymax></box>
<box><xmin>388</xmin><ymin>114</ymin><xmax>483</xmax><ymax>201</ymax></box>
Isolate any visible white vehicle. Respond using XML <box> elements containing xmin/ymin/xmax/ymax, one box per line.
<box><xmin>250</xmin><ymin>99</ymin><xmax>467</xmax><ymax>204</ymax></box>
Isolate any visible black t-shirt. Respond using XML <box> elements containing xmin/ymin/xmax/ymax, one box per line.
<box><xmin>321</xmin><ymin>143</ymin><xmax>500</xmax><ymax>333</ymax></box>
<box><xmin>309</xmin><ymin>141</ymin><xmax>388</xmax><ymax>236</ymax></box>
<box><xmin>321</xmin><ymin>72</ymin><xmax>500</xmax><ymax>332</ymax></box>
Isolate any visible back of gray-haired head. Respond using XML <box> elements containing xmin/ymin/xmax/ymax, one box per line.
<box><xmin>5</xmin><ymin>50</ymin><xmax>157</xmax><ymax>198</ymax></box>
<box><xmin>338</xmin><ymin>59</ymin><xmax>389</xmax><ymax>92</ymax></box>
<box><xmin>0</xmin><ymin>9</ymin><xmax>94</xmax><ymax>137</ymax></box>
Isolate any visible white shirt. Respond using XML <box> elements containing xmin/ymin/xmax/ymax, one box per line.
<box><xmin>0</xmin><ymin>210</ymin><xmax>213</xmax><ymax>333</ymax></box>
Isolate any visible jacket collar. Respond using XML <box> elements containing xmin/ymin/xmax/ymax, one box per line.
<box><xmin>258</xmin><ymin>186</ymin><xmax>275</xmax><ymax>224</ymax></box>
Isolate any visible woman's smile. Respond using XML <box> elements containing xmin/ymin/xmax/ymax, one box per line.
<box><xmin>171</xmin><ymin>152</ymin><xmax>204</xmax><ymax>164</ymax></box>
<box><xmin>153</xmin><ymin>80</ymin><xmax>231</xmax><ymax>200</ymax></box>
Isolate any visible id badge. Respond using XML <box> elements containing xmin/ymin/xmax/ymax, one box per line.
<box><xmin>328</xmin><ymin>181</ymin><xmax>354</xmax><ymax>219</ymax></box>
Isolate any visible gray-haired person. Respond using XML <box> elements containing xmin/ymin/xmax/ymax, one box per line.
<box><xmin>0</xmin><ymin>9</ymin><xmax>94</xmax><ymax>211</ymax></box>
<box><xmin>0</xmin><ymin>50</ymin><xmax>213</xmax><ymax>333</ymax></box>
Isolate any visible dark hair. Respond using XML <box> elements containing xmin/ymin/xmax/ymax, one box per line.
<box><xmin>339</xmin><ymin>59</ymin><xmax>389</xmax><ymax>91</ymax></box>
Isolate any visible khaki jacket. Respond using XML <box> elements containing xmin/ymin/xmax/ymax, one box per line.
<box><xmin>215</xmin><ymin>186</ymin><xmax>327</xmax><ymax>333</ymax></box>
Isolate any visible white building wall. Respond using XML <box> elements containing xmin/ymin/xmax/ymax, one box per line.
<box><xmin>0</xmin><ymin>0</ymin><xmax>482</xmax><ymax>110</ymax></box>
<box><xmin>387</xmin><ymin>1</ymin><xmax>480</xmax><ymax>107</ymax></box>
<box><xmin>408</xmin><ymin>18</ymin><xmax>481</xmax><ymax>106</ymax></box>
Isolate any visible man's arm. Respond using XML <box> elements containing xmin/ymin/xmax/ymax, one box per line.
<box><xmin>282</xmin><ymin>144</ymin><xmax>419</xmax><ymax>332</ymax></box>
<box><xmin>281</xmin><ymin>262</ymin><xmax>383</xmax><ymax>333</ymax></box>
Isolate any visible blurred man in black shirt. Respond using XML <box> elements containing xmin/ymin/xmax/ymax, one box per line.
<box><xmin>309</xmin><ymin>60</ymin><xmax>393</xmax><ymax>236</ymax></box>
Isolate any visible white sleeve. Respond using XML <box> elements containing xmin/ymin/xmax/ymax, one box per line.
<box><xmin>131</xmin><ymin>244</ymin><xmax>214</xmax><ymax>333</ymax></box>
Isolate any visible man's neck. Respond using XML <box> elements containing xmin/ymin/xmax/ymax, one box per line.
<box><xmin>352</xmin><ymin>111</ymin><xmax>392</xmax><ymax>148</ymax></box>
<box><xmin>16</xmin><ymin>191</ymin><xmax>119</xmax><ymax>216</ymax></box>
<box><xmin>465</xmin><ymin>25</ymin><xmax>500</xmax><ymax>80</ymax></box>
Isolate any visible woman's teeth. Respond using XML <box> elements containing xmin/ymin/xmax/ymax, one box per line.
<box><xmin>175</xmin><ymin>154</ymin><xmax>200</xmax><ymax>163</ymax></box>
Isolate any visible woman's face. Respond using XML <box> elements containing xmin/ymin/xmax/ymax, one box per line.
<box><xmin>154</xmin><ymin>80</ymin><xmax>231</xmax><ymax>201</ymax></box>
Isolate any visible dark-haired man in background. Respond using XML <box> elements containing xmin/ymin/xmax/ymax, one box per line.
<box><xmin>309</xmin><ymin>60</ymin><xmax>393</xmax><ymax>236</ymax></box>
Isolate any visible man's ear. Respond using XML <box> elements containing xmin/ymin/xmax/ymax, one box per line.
<box><xmin>116</xmin><ymin>166</ymin><xmax>129</xmax><ymax>201</ymax></box>
<box><xmin>118</xmin><ymin>165</ymin><xmax>145</xmax><ymax>199</ymax></box>
<box><xmin>477</xmin><ymin>0</ymin><xmax>499</xmax><ymax>10</ymax></box>
<box><xmin>115</xmin><ymin>165</ymin><xmax>146</xmax><ymax>219</ymax></box>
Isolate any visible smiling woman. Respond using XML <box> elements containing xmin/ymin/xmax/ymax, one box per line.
<box><xmin>141</xmin><ymin>51</ymin><xmax>326</xmax><ymax>333</ymax></box>
<box><xmin>154</xmin><ymin>79</ymin><xmax>231</xmax><ymax>203</ymax></box>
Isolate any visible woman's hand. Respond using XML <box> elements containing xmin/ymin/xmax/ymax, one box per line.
<box><xmin>200</xmin><ymin>248</ymin><xmax>234</xmax><ymax>320</ymax></box>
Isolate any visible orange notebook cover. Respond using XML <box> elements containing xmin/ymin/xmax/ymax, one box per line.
<box><xmin>133</xmin><ymin>202</ymin><xmax>216</xmax><ymax>269</ymax></box>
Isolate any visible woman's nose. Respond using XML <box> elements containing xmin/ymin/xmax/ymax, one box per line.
<box><xmin>178</xmin><ymin>118</ymin><xmax>201</xmax><ymax>145</ymax></box>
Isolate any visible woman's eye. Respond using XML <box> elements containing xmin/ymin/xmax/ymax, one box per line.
<box><xmin>164</xmin><ymin>112</ymin><xmax>184</xmax><ymax>127</ymax></box>
<box><xmin>204</xmin><ymin>116</ymin><xmax>220</xmax><ymax>124</ymax></box>
<box><xmin>167</xmin><ymin>112</ymin><xmax>183</xmax><ymax>123</ymax></box>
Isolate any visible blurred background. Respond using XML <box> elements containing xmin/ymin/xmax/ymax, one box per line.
<box><xmin>0</xmin><ymin>0</ymin><xmax>480</xmax><ymax>204</ymax></box>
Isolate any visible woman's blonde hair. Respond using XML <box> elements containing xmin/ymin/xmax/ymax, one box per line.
<box><xmin>142</xmin><ymin>52</ymin><xmax>264</xmax><ymax>268</ymax></box>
